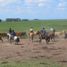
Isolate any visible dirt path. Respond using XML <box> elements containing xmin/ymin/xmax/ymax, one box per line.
<box><xmin>0</xmin><ymin>37</ymin><xmax>67</xmax><ymax>65</ymax></box>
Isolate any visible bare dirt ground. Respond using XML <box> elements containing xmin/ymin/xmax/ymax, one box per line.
<box><xmin>0</xmin><ymin>36</ymin><xmax>67</xmax><ymax>65</ymax></box>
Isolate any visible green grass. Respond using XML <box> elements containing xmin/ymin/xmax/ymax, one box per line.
<box><xmin>0</xmin><ymin>59</ymin><xmax>63</xmax><ymax>67</ymax></box>
<box><xmin>0</xmin><ymin>20</ymin><xmax>67</xmax><ymax>67</ymax></box>
<box><xmin>0</xmin><ymin>20</ymin><xmax>67</xmax><ymax>32</ymax></box>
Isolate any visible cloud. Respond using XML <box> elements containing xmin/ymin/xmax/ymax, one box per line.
<box><xmin>57</xmin><ymin>1</ymin><xmax>67</xmax><ymax>10</ymax></box>
<box><xmin>38</xmin><ymin>3</ymin><xmax>45</xmax><ymax>7</ymax></box>
<box><xmin>25</xmin><ymin>0</ymin><xmax>32</xmax><ymax>4</ymax></box>
<box><xmin>37</xmin><ymin>0</ymin><xmax>45</xmax><ymax>7</ymax></box>
<box><xmin>0</xmin><ymin>0</ymin><xmax>33</xmax><ymax>14</ymax></box>
<box><xmin>34</xmin><ymin>0</ymin><xmax>50</xmax><ymax>7</ymax></box>
<box><xmin>58</xmin><ymin>3</ymin><xmax>64</xmax><ymax>8</ymax></box>
<box><xmin>24</xmin><ymin>0</ymin><xmax>51</xmax><ymax>7</ymax></box>
<box><xmin>0</xmin><ymin>0</ymin><xmax>51</xmax><ymax>8</ymax></box>
<box><xmin>0</xmin><ymin>0</ymin><xmax>17</xmax><ymax>6</ymax></box>
<box><xmin>0</xmin><ymin>0</ymin><xmax>66</xmax><ymax>15</ymax></box>
<box><xmin>0</xmin><ymin>0</ymin><xmax>52</xmax><ymax>15</ymax></box>
<box><xmin>56</xmin><ymin>0</ymin><xmax>67</xmax><ymax>10</ymax></box>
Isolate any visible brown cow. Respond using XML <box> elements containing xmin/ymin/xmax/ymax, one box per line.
<box><xmin>0</xmin><ymin>36</ymin><xmax>3</xmax><ymax>42</ymax></box>
<box><xmin>16</xmin><ymin>32</ymin><xmax>27</xmax><ymax>38</ymax></box>
<box><xmin>28</xmin><ymin>31</ymin><xmax>40</xmax><ymax>41</ymax></box>
<box><xmin>0</xmin><ymin>33</ymin><xmax>7</xmax><ymax>37</ymax></box>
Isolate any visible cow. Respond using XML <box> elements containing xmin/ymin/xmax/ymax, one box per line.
<box><xmin>0</xmin><ymin>36</ymin><xmax>3</xmax><ymax>42</ymax></box>
<box><xmin>0</xmin><ymin>32</ymin><xmax>8</xmax><ymax>42</ymax></box>
<box><xmin>29</xmin><ymin>30</ymin><xmax>56</xmax><ymax>44</ymax></box>
<box><xmin>16</xmin><ymin>32</ymin><xmax>27</xmax><ymax>38</ymax></box>
<box><xmin>28</xmin><ymin>31</ymin><xmax>40</xmax><ymax>42</ymax></box>
<box><xmin>7</xmin><ymin>32</ymin><xmax>20</xmax><ymax>44</ymax></box>
<box><xmin>0</xmin><ymin>33</ymin><xmax>7</xmax><ymax>37</ymax></box>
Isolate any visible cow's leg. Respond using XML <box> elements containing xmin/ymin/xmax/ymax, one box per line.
<box><xmin>9</xmin><ymin>38</ymin><xmax>12</xmax><ymax>43</ymax></box>
<box><xmin>39</xmin><ymin>38</ymin><xmax>42</xmax><ymax>43</ymax></box>
<box><xmin>39</xmin><ymin>35</ymin><xmax>42</xmax><ymax>43</ymax></box>
<box><xmin>45</xmin><ymin>36</ymin><xmax>50</xmax><ymax>44</ymax></box>
<box><xmin>15</xmin><ymin>38</ymin><xmax>20</xmax><ymax>45</ymax></box>
<box><xmin>31</xmin><ymin>35</ymin><xmax>34</xmax><ymax>42</ymax></box>
<box><xmin>15</xmin><ymin>41</ymin><xmax>18</xmax><ymax>45</ymax></box>
<box><xmin>51</xmin><ymin>34</ymin><xmax>55</xmax><ymax>42</ymax></box>
<box><xmin>9</xmin><ymin>37</ymin><xmax>13</xmax><ymax>43</ymax></box>
<box><xmin>0</xmin><ymin>37</ymin><xmax>3</xmax><ymax>42</ymax></box>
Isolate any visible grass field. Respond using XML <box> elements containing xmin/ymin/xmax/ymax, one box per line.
<box><xmin>0</xmin><ymin>59</ymin><xmax>62</xmax><ymax>67</ymax></box>
<box><xmin>0</xmin><ymin>19</ymin><xmax>67</xmax><ymax>32</ymax></box>
<box><xmin>0</xmin><ymin>19</ymin><xmax>67</xmax><ymax>67</ymax></box>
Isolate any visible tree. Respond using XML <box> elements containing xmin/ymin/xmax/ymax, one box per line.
<box><xmin>0</xmin><ymin>19</ymin><xmax>2</xmax><ymax>22</ymax></box>
<box><xmin>6</xmin><ymin>18</ymin><xmax>21</xmax><ymax>22</ymax></box>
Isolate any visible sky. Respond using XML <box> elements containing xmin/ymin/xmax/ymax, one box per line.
<box><xmin>0</xmin><ymin>0</ymin><xmax>67</xmax><ymax>20</ymax></box>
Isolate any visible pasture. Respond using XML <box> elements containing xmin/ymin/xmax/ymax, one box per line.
<box><xmin>0</xmin><ymin>19</ymin><xmax>67</xmax><ymax>32</ymax></box>
<box><xmin>0</xmin><ymin>20</ymin><xmax>67</xmax><ymax>67</ymax></box>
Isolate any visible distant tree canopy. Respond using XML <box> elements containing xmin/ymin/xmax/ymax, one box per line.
<box><xmin>6</xmin><ymin>18</ymin><xmax>29</xmax><ymax>22</ymax></box>
<box><xmin>22</xmin><ymin>19</ymin><xmax>29</xmax><ymax>21</ymax></box>
<box><xmin>6</xmin><ymin>18</ymin><xmax>21</xmax><ymax>22</ymax></box>
<box><xmin>34</xmin><ymin>19</ymin><xmax>39</xmax><ymax>20</ymax></box>
<box><xmin>0</xmin><ymin>19</ymin><xmax>2</xmax><ymax>22</ymax></box>
<box><xmin>5</xmin><ymin>18</ymin><xmax>40</xmax><ymax>22</ymax></box>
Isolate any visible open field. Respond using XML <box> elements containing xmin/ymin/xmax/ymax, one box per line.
<box><xmin>0</xmin><ymin>36</ymin><xmax>67</xmax><ymax>67</ymax></box>
<box><xmin>0</xmin><ymin>20</ymin><xmax>67</xmax><ymax>67</ymax></box>
<box><xmin>0</xmin><ymin>20</ymin><xmax>67</xmax><ymax>32</ymax></box>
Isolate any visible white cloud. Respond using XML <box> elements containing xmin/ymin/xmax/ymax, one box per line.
<box><xmin>37</xmin><ymin>0</ymin><xmax>51</xmax><ymax>7</ymax></box>
<box><xmin>25</xmin><ymin>0</ymin><xmax>32</xmax><ymax>4</ymax></box>
<box><xmin>0</xmin><ymin>0</ymin><xmax>33</xmax><ymax>14</ymax></box>
<box><xmin>57</xmin><ymin>2</ymin><xmax>66</xmax><ymax>10</ymax></box>
<box><xmin>0</xmin><ymin>0</ymin><xmax>17</xmax><ymax>6</ymax></box>
<box><xmin>58</xmin><ymin>2</ymin><xmax>64</xmax><ymax>8</ymax></box>
<box><xmin>24</xmin><ymin>0</ymin><xmax>51</xmax><ymax>7</ymax></box>
<box><xmin>0</xmin><ymin>0</ymin><xmax>52</xmax><ymax>14</ymax></box>
<box><xmin>37</xmin><ymin>0</ymin><xmax>46</xmax><ymax>7</ymax></box>
<box><xmin>1</xmin><ymin>0</ymin><xmax>67</xmax><ymax>14</ymax></box>
<box><xmin>57</xmin><ymin>0</ymin><xmax>67</xmax><ymax>10</ymax></box>
<box><xmin>38</xmin><ymin>3</ymin><xmax>45</xmax><ymax>7</ymax></box>
<box><xmin>33</xmin><ymin>0</ymin><xmax>48</xmax><ymax>3</ymax></box>
<box><xmin>0</xmin><ymin>0</ymin><xmax>51</xmax><ymax>7</ymax></box>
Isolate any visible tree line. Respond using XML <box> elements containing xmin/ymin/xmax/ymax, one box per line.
<box><xmin>0</xmin><ymin>18</ymin><xmax>39</xmax><ymax>22</ymax></box>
